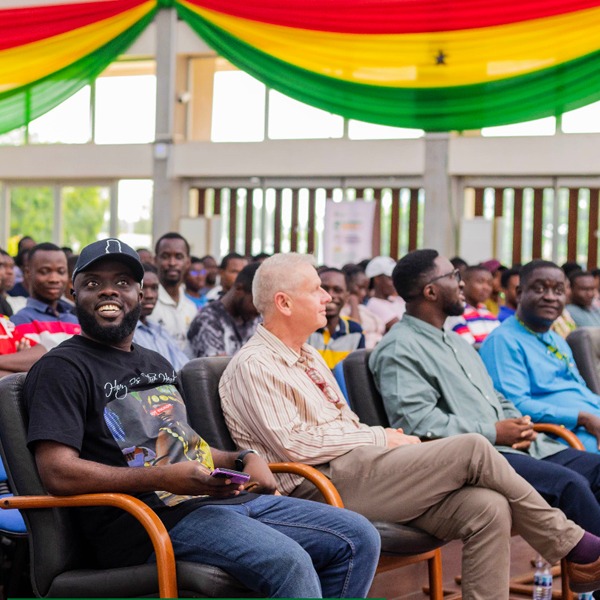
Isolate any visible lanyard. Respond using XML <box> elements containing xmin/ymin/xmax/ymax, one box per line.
<box><xmin>515</xmin><ymin>316</ymin><xmax>581</xmax><ymax>380</ymax></box>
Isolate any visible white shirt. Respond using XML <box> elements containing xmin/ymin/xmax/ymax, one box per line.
<box><xmin>148</xmin><ymin>284</ymin><xmax>198</xmax><ymax>355</ymax></box>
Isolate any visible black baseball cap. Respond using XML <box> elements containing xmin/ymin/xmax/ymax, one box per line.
<box><xmin>72</xmin><ymin>238</ymin><xmax>144</xmax><ymax>283</ymax></box>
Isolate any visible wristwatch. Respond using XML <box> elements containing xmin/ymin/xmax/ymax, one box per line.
<box><xmin>235</xmin><ymin>449</ymin><xmax>259</xmax><ymax>471</ymax></box>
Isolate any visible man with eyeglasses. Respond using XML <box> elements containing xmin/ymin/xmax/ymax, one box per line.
<box><xmin>480</xmin><ymin>259</ymin><xmax>600</xmax><ymax>454</ymax></box>
<box><xmin>184</xmin><ymin>257</ymin><xmax>209</xmax><ymax>310</ymax></box>
<box><xmin>220</xmin><ymin>252</ymin><xmax>600</xmax><ymax>598</ymax></box>
<box><xmin>370</xmin><ymin>249</ymin><xmax>600</xmax><ymax>539</ymax></box>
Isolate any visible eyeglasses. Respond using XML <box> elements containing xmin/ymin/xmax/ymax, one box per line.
<box><xmin>304</xmin><ymin>367</ymin><xmax>344</xmax><ymax>408</ymax></box>
<box><xmin>426</xmin><ymin>268</ymin><xmax>461</xmax><ymax>286</ymax></box>
<box><xmin>189</xmin><ymin>269</ymin><xmax>207</xmax><ymax>277</ymax></box>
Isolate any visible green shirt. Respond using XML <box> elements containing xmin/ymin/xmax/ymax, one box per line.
<box><xmin>369</xmin><ymin>314</ymin><xmax>564</xmax><ymax>459</ymax></box>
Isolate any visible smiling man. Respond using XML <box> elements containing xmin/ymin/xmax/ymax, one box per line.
<box><xmin>307</xmin><ymin>268</ymin><xmax>364</xmax><ymax>370</ymax></box>
<box><xmin>480</xmin><ymin>260</ymin><xmax>600</xmax><ymax>453</ymax></box>
<box><xmin>10</xmin><ymin>243</ymin><xmax>80</xmax><ymax>349</ymax></box>
<box><xmin>23</xmin><ymin>238</ymin><xmax>381</xmax><ymax>598</ymax></box>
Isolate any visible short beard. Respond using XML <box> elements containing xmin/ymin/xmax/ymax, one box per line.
<box><xmin>444</xmin><ymin>298</ymin><xmax>465</xmax><ymax>317</ymax></box>
<box><xmin>160</xmin><ymin>273</ymin><xmax>181</xmax><ymax>286</ymax></box>
<box><xmin>75</xmin><ymin>303</ymin><xmax>142</xmax><ymax>345</ymax></box>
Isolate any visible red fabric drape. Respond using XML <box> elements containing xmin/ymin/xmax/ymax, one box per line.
<box><xmin>181</xmin><ymin>0</ymin><xmax>600</xmax><ymax>32</ymax></box>
<box><xmin>0</xmin><ymin>0</ymin><xmax>149</xmax><ymax>50</ymax></box>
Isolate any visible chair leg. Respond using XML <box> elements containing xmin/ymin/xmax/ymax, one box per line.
<box><xmin>560</xmin><ymin>557</ymin><xmax>572</xmax><ymax>600</ymax></box>
<box><xmin>428</xmin><ymin>549</ymin><xmax>444</xmax><ymax>600</ymax></box>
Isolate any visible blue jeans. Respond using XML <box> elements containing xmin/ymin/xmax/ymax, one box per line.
<box><xmin>502</xmin><ymin>448</ymin><xmax>600</xmax><ymax>535</ymax></box>
<box><xmin>159</xmin><ymin>494</ymin><xmax>380</xmax><ymax>598</ymax></box>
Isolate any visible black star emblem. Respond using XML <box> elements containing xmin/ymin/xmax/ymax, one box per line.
<box><xmin>435</xmin><ymin>50</ymin><xmax>447</xmax><ymax>65</ymax></box>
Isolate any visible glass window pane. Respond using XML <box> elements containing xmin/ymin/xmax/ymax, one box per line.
<box><xmin>9</xmin><ymin>186</ymin><xmax>54</xmax><ymax>242</ymax></box>
<box><xmin>251</xmin><ymin>188</ymin><xmax>265</xmax><ymax>256</ymax></box>
<box><xmin>521</xmin><ymin>188</ymin><xmax>534</xmax><ymax>264</ymax></box>
<box><xmin>314</xmin><ymin>188</ymin><xmax>327</xmax><ymax>264</ymax></box>
<box><xmin>556</xmin><ymin>188</ymin><xmax>570</xmax><ymax>265</ymax></box>
<box><xmin>500</xmin><ymin>189</ymin><xmax>514</xmax><ymax>267</ymax></box>
<box><xmin>211</xmin><ymin>71</ymin><xmax>265</xmax><ymax>142</ymax></box>
<box><xmin>95</xmin><ymin>75</ymin><xmax>156</xmax><ymax>144</ymax></box>
<box><xmin>268</xmin><ymin>91</ymin><xmax>343</xmax><ymax>140</ymax></box>
<box><xmin>577</xmin><ymin>189</ymin><xmax>590</xmax><ymax>267</ymax></box>
<box><xmin>481</xmin><ymin>117</ymin><xmax>556</xmax><ymax>137</ymax></box>
<box><xmin>348</xmin><ymin>120</ymin><xmax>424</xmax><ymax>140</ymax></box>
<box><xmin>117</xmin><ymin>179</ymin><xmax>153</xmax><ymax>249</ymax></box>
<box><xmin>562</xmin><ymin>101</ymin><xmax>600</xmax><ymax>133</ymax></box>
<box><xmin>234</xmin><ymin>188</ymin><xmax>247</xmax><ymax>254</ymax></box>
<box><xmin>542</xmin><ymin>188</ymin><xmax>555</xmax><ymax>261</ymax></box>
<box><xmin>62</xmin><ymin>186</ymin><xmax>110</xmax><ymax>252</ymax></box>
<box><xmin>29</xmin><ymin>86</ymin><xmax>91</xmax><ymax>144</ymax></box>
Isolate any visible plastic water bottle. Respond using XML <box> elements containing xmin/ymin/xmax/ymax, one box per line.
<box><xmin>532</xmin><ymin>555</ymin><xmax>552</xmax><ymax>600</ymax></box>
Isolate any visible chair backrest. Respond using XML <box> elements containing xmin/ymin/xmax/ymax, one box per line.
<box><xmin>179</xmin><ymin>357</ymin><xmax>236</xmax><ymax>450</ymax></box>
<box><xmin>342</xmin><ymin>349</ymin><xmax>390</xmax><ymax>427</ymax></box>
<box><xmin>566</xmin><ymin>327</ymin><xmax>600</xmax><ymax>394</ymax></box>
<box><xmin>0</xmin><ymin>373</ymin><xmax>89</xmax><ymax>597</ymax></box>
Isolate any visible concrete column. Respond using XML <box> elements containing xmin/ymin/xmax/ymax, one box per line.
<box><xmin>152</xmin><ymin>7</ymin><xmax>181</xmax><ymax>241</ymax></box>
<box><xmin>422</xmin><ymin>133</ymin><xmax>460</xmax><ymax>255</ymax></box>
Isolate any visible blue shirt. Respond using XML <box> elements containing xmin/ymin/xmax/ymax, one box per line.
<box><xmin>10</xmin><ymin>297</ymin><xmax>78</xmax><ymax>325</ymax></box>
<box><xmin>133</xmin><ymin>320</ymin><xmax>190</xmax><ymax>371</ymax></box>
<box><xmin>497</xmin><ymin>305</ymin><xmax>516</xmax><ymax>322</ymax></box>
<box><xmin>480</xmin><ymin>316</ymin><xmax>600</xmax><ymax>452</ymax></box>
<box><xmin>185</xmin><ymin>293</ymin><xmax>208</xmax><ymax>311</ymax></box>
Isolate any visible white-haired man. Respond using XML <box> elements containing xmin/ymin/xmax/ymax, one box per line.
<box><xmin>220</xmin><ymin>252</ymin><xmax>600</xmax><ymax>599</ymax></box>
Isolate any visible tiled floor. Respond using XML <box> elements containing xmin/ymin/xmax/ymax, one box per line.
<box><xmin>369</xmin><ymin>535</ymin><xmax>564</xmax><ymax>600</ymax></box>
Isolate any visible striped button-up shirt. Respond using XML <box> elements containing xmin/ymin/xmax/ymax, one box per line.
<box><xmin>220</xmin><ymin>325</ymin><xmax>387</xmax><ymax>494</ymax></box>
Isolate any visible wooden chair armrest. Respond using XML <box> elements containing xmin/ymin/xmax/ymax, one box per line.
<box><xmin>0</xmin><ymin>493</ymin><xmax>177</xmax><ymax>598</ymax></box>
<box><xmin>268</xmin><ymin>462</ymin><xmax>344</xmax><ymax>508</ymax></box>
<box><xmin>533</xmin><ymin>423</ymin><xmax>585</xmax><ymax>450</ymax></box>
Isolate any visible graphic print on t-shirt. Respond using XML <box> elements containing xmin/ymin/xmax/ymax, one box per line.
<box><xmin>104</xmin><ymin>384</ymin><xmax>214</xmax><ymax>506</ymax></box>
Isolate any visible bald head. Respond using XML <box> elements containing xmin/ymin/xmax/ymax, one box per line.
<box><xmin>252</xmin><ymin>253</ymin><xmax>317</xmax><ymax>316</ymax></box>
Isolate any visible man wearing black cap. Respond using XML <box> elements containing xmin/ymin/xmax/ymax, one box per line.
<box><xmin>23</xmin><ymin>238</ymin><xmax>380</xmax><ymax>598</ymax></box>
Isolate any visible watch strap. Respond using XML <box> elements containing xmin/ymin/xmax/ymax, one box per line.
<box><xmin>235</xmin><ymin>449</ymin><xmax>258</xmax><ymax>471</ymax></box>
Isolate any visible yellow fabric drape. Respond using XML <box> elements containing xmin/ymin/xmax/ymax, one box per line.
<box><xmin>181</xmin><ymin>0</ymin><xmax>600</xmax><ymax>87</ymax></box>
<box><xmin>0</xmin><ymin>1</ymin><xmax>155</xmax><ymax>93</ymax></box>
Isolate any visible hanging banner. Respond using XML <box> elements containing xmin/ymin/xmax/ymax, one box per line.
<box><xmin>323</xmin><ymin>199</ymin><xmax>375</xmax><ymax>267</ymax></box>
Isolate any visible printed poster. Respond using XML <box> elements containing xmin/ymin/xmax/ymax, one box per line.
<box><xmin>323</xmin><ymin>200</ymin><xmax>376</xmax><ymax>267</ymax></box>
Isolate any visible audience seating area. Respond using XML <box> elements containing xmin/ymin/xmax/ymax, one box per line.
<box><xmin>342</xmin><ymin>348</ymin><xmax>590</xmax><ymax>600</ymax></box>
<box><xmin>180</xmin><ymin>357</ymin><xmax>447</xmax><ymax>600</ymax></box>
<box><xmin>0</xmin><ymin>371</ymin><xmax>345</xmax><ymax>598</ymax></box>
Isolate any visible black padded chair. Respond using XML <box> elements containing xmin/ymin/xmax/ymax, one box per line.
<box><xmin>0</xmin><ymin>372</ymin><xmax>269</xmax><ymax>598</ymax></box>
<box><xmin>179</xmin><ymin>356</ymin><xmax>447</xmax><ymax>600</ymax></box>
<box><xmin>343</xmin><ymin>348</ymin><xmax>580</xmax><ymax>600</ymax></box>
<box><xmin>567</xmin><ymin>327</ymin><xmax>600</xmax><ymax>394</ymax></box>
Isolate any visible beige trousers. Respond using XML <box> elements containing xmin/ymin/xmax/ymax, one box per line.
<box><xmin>291</xmin><ymin>433</ymin><xmax>583</xmax><ymax>600</ymax></box>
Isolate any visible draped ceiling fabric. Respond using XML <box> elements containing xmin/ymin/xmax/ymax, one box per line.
<box><xmin>1</xmin><ymin>0</ymin><xmax>600</xmax><ymax>134</ymax></box>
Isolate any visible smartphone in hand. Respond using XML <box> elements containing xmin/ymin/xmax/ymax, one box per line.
<box><xmin>210</xmin><ymin>468</ymin><xmax>251</xmax><ymax>484</ymax></box>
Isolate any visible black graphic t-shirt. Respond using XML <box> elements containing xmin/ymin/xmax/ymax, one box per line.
<box><xmin>25</xmin><ymin>335</ymin><xmax>247</xmax><ymax>567</ymax></box>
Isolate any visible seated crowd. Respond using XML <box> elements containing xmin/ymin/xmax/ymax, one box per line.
<box><xmin>5</xmin><ymin>233</ymin><xmax>600</xmax><ymax>597</ymax></box>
